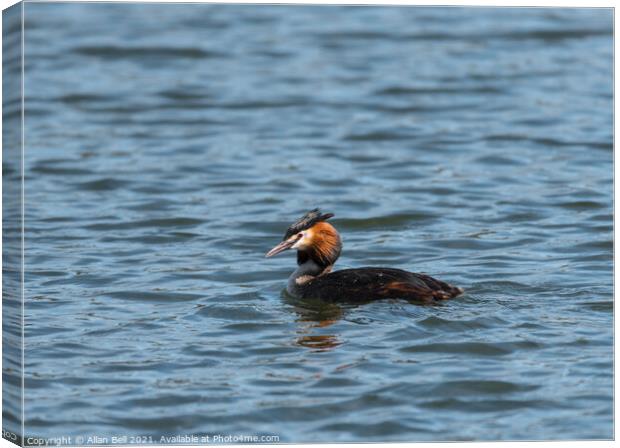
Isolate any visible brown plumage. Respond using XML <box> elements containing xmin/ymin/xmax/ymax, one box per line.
<box><xmin>304</xmin><ymin>221</ymin><xmax>341</xmax><ymax>268</ymax></box>
<box><xmin>299</xmin><ymin>268</ymin><xmax>463</xmax><ymax>303</ymax></box>
<box><xmin>266</xmin><ymin>209</ymin><xmax>463</xmax><ymax>303</ymax></box>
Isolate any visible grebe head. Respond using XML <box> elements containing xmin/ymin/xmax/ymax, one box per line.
<box><xmin>266</xmin><ymin>208</ymin><xmax>342</xmax><ymax>267</ymax></box>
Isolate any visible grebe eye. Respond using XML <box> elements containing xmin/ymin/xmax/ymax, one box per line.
<box><xmin>297</xmin><ymin>233</ymin><xmax>303</xmax><ymax>238</ymax></box>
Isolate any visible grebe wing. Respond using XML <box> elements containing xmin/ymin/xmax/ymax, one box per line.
<box><xmin>302</xmin><ymin>267</ymin><xmax>462</xmax><ymax>302</ymax></box>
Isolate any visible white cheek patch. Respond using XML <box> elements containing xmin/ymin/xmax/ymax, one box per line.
<box><xmin>291</xmin><ymin>232</ymin><xmax>307</xmax><ymax>249</ymax></box>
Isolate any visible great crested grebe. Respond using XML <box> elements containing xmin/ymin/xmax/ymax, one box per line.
<box><xmin>266</xmin><ymin>209</ymin><xmax>463</xmax><ymax>302</ymax></box>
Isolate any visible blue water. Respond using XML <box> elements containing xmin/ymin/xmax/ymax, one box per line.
<box><xmin>3</xmin><ymin>4</ymin><xmax>613</xmax><ymax>443</ymax></box>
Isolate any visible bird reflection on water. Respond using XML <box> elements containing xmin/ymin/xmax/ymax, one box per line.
<box><xmin>283</xmin><ymin>293</ymin><xmax>344</xmax><ymax>351</ymax></box>
<box><xmin>283</xmin><ymin>292</ymin><xmax>448</xmax><ymax>352</ymax></box>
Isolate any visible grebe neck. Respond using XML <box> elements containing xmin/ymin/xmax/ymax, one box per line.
<box><xmin>286</xmin><ymin>251</ymin><xmax>332</xmax><ymax>296</ymax></box>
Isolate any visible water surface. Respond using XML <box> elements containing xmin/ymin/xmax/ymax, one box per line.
<box><xmin>6</xmin><ymin>4</ymin><xmax>614</xmax><ymax>442</ymax></box>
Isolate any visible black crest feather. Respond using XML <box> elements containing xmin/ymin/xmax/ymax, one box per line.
<box><xmin>283</xmin><ymin>208</ymin><xmax>334</xmax><ymax>240</ymax></box>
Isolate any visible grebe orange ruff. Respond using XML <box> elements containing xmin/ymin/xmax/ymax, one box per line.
<box><xmin>266</xmin><ymin>209</ymin><xmax>463</xmax><ymax>303</ymax></box>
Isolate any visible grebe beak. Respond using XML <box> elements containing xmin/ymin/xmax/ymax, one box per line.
<box><xmin>265</xmin><ymin>239</ymin><xmax>296</xmax><ymax>257</ymax></box>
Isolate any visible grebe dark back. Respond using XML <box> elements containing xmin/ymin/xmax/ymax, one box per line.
<box><xmin>266</xmin><ymin>209</ymin><xmax>463</xmax><ymax>302</ymax></box>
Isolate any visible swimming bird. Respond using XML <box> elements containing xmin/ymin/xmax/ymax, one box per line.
<box><xmin>266</xmin><ymin>209</ymin><xmax>463</xmax><ymax>302</ymax></box>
